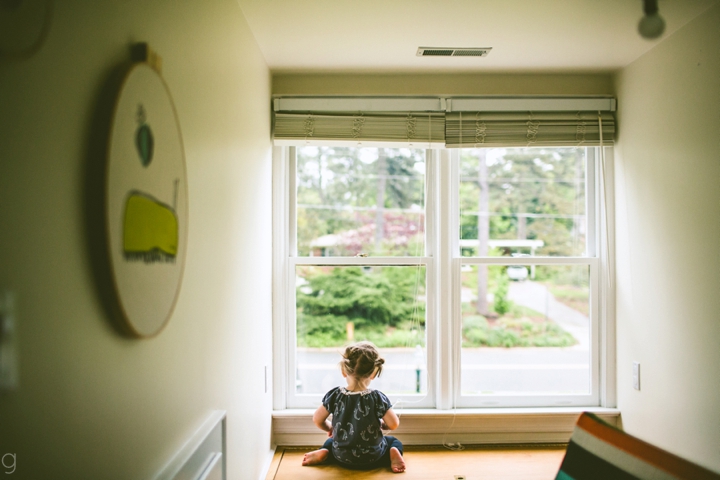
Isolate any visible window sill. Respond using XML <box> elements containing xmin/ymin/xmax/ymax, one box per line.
<box><xmin>272</xmin><ymin>407</ymin><xmax>621</xmax><ymax>446</ymax></box>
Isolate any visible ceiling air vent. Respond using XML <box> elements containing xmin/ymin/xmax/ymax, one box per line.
<box><xmin>417</xmin><ymin>47</ymin><xmax>492</xmax><ymax>57</ymax></box>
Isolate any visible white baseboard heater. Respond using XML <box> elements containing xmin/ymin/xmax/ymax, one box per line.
<box><xmin>155</xmin><ymin>410</ymin><xmax>226</xmax><ymax>480</ymax></box>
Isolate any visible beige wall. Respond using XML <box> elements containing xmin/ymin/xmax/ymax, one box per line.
<box><xmin>272</xmin><ymin>8</ymin><xmax>720</xmax><ymax>473</ymax></box>
<box><xmin>0</xmin><ymin>1</ymin><xmax>272</xmax><ymax>479</ymax></box>
<box><xmin>613</xmin><ymin>2</ymin><xmax>720</xmax><ymax>472</ymax></box>
<box><xmin>273</xmin><ymin>72</ymin><xmax>614</xmax><ymax>96</ymax></box>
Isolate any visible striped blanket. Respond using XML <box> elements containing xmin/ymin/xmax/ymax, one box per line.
<box><xmin>556</xmin><ymin>412</ymin><xmax>720</xmax><ymax>480</ymax></box>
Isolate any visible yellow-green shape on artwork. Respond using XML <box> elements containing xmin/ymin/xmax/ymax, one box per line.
<box><xmin>123</xmin><ymin>192</ymin><xmax>178</xmax><ymax>258</ymax></box>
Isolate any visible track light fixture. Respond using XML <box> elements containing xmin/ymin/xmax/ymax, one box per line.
<box><xmin>638</xmin><ymin>0</ymin><xmax>665</xmax><ymax>39</ymax></box>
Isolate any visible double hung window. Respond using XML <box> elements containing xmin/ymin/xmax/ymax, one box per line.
<box><xmin>455</xmin><ymin>146</ymin><xmax>600</xmax><ymax>407</ymax></box>
<box><xmin>273</xmin><ymin>98</ymin><xmax>615</xmax><ymax>411</ymax></box>
<box><xmin>285</xmin><ymin>145</ymin><xmax>434</xmax><ymax>409</ymax></box>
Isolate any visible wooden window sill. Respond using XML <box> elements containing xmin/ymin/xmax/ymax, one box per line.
<box><xmin>272</xmin><ymin>407</ymin><xmax>621</xmax><ymax>446</ymax></box>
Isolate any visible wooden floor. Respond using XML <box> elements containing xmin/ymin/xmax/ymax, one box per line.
<box><xmin>266</xmin><ymin>445</ymin><xmax>566</xmax><ymax>480</ymax></box>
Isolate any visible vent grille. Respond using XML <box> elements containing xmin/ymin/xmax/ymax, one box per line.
<box><xmin>417</xmin><ymin>47</ymin><xmax>491</xmax><ymax>57</ymax></box>
<box><xmin>421</xmin><ymin>49</ymin><xmax>454</xmax><ymax>56</ymax></box>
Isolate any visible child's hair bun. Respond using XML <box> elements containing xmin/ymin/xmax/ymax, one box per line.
<box><xmin>341</xmin><ymin>341</ymin><xmax>385</xmax><ymax>379</ymax></box>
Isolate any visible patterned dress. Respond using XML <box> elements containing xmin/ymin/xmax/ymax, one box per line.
<box><xmin>322</xmin><ymin>386</ymin><xmax>393</xmax><ymax>466</ymax></box>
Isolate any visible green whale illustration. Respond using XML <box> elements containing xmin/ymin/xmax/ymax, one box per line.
<box><xmin>123</xmin><ymin>191</ymin><xmax>178</xmax><ymax>262</ymax></box>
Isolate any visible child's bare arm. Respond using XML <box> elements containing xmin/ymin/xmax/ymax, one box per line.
<box><xmin>381</xmin><ymin>408</ymin><xmax>400</xmax><ymax>430</ymax></box>
<box><xmin>313</xmin><ymin>405</ymin><xmax>332</xmax><ymax>435</ymax></box>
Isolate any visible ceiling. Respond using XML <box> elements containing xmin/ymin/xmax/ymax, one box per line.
<box><xmin>235</xmin><ymin>0</ymin><xmax>718</xmax><ymax>73</ymax></box>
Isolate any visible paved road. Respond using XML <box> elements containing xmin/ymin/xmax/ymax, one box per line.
<box><xmin>296</xmin><ymin>281</ymin><xmax>591</xmax><ymax>397</ymax></box>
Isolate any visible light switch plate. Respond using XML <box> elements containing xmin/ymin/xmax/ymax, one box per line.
<box><xmin>632</xmin><ymin>361</ymin><xmax>640</xmax><ymax>390</ymax></box>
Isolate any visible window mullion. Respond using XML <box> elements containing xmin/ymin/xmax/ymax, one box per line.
<box><xmin>287</xmin><ymin>146</ymin><xmax>297</xmax><ymax>408</ymax></box>
<box><xmin>424</xmin><ymin>149</ymin><xmax>437</xmax><ymax>408</ymax></box>
<box><xmin>292</xmin><ymin>257</ymin><xmax>430</xmax><ymax>266</ymax></box>
<box><xmin>591</xmin><ymin>258</ymin><xmax>601</xmax><ymax>406</ymax></box>
<box><xmin>436</xmin><ymin>149</ymin><xmax>457</xmax><ymax>409</ymax></box>
<box><xmin>458</xmin><ymin>257</ymin><xmax>596</xmax><ymax>265</ymax></box>
<box><xmin>288</xmin><ymin>146</ymin><xmax>297</xmax><ymax>257</ymax></box>
<box><xmin>599</xmin><ymin>146</ymin><xmax>617</xmax><ymax>408</ymax></box>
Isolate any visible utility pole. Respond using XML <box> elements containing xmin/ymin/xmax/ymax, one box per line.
<box><xmin>374</xmin><ymin>149</ymin><xmax>387</xmax><ymax>250</ymax></box>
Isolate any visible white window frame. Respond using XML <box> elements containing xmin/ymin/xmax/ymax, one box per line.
<box><xmin>277</xmin><ymin>146</ymin><xmax>437</xmax><ymax>410</ymax></box>
<box><xmin>273</xmin><ymin>144</ymin><xmax>615</xmax><ymax>411</ymax></box>
<box><xmin>451</xmin><ymin>147</ymin><xmax>601</xmax><ymax>408</ymax></box>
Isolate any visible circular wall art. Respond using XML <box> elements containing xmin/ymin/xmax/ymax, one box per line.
<box><xmin>0</xmin><ymin>0</ymin><xmax>53</xmax><ymax>59</ymax></box>
<box><xmin>106</xmin><ymin>61</ymin><xmax>187</xmax><ymax>338</ymax></box>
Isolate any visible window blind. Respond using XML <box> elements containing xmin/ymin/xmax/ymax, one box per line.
<box><xmin>272</xmin><ymin>99</ymin><xmax>616</xmax><ymax>148</ymax></box>
<box><xmin>444</xmin><ymin>111</ymin><xmax>615</xmax><ymax>148</ymax></box>
<box><xmin>273</xmin><ymin>112</ymin><xmax>446</xmax><ymax>146</ymax></box>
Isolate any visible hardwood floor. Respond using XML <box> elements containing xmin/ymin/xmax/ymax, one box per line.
<box><xmin>266</xmin><ymin>445</ymin><xmax>566</xmax><ymax>480</ymax></box>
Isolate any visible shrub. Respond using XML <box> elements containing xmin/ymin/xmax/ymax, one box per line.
<box><xmin>360</xmin><ymin>327</ymin><xmax>425</xmax><ymax>348</ymax></box>
<box><xmin>463</xmin><ymin>315</ymin><xmax>488</xmax><ymax>330</ymax></box>
<box><xmin>493</xmin><ymin>273</ymin><xmax>512</xmax><ymax>316</ymax></box>
<box><xmin>297</xmin><ymin>266</ymin><xmax>424</xmax><ymax>329</ymax></box>
<box><xmin>486</xmin><ymin>328</ymin><xmax>521</xmax><ymax>348</ymax></box>
<box><xmin>297</xmin><ymin>313</ymin><xmax>349</xmax><ymax>347</ymax></box>
<box><xmin>296</xmin><ymin>266</ymin><xmax>426</xmax><ymax>347</ymax></box>
<box><xmin>462</xmin><ymin>314</ymin><xmax>576</xmax><ymax>348</ymax></box>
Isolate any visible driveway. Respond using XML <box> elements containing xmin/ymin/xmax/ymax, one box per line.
<box><xmin>507</xmin><ymin>280</ymin><xmax>590</xmax><ymax>349</ymax></box>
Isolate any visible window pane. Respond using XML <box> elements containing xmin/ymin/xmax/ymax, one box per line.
<box><xmin>459</xmin><ymin>147</ymin><xmax>587</xmax><ymax>257</ymax></box>
<box><xmin>295</xmin><ymin>265</ymin><xmax>427</xmax><ymax>395</ymax></box>
<box><xmin>297</xmin><ymin>146</ymin><xmax>425</xmax><ymax>257</ymax></box>
<box><xmin>460</xmin><ymin>264</ymin><xmax>590</xmax><ymax>396</ymax></box>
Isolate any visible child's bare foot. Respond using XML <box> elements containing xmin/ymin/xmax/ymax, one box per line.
<box><xmin>389</xmin><ymin>447</ymin><xmax>405</xmax><ymax>473</ymax></box>
<box><xmin>302</xmin><ymin>448</ymin><xmax>330</xmax><ymax>466</ymax></box>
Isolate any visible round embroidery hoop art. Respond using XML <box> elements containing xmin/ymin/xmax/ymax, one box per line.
<box><xmin>105</xmin><ymin>60</ymin><xmax>188</xmax><ymax>338</ymax></box>
<box><xmin>0</xmin><ymin>0</ymin><xmax>53</xmax><ymax>60</ymax></box>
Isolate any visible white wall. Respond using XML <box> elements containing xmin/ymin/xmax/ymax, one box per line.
<box><xmin>614</xmin><ymin>2</ymin><xmax>720</xmax><ymax>472</ymax></box>
<box><xmin>0</xmin><ymin>1</ymin><xmax>272</xmax><ymax>478</ymax></box>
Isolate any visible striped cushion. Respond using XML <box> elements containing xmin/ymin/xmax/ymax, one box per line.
<box><xmin>555</xmin><ymin>412</ymin><xmax>720</xmax><ymax>480</ymax></box>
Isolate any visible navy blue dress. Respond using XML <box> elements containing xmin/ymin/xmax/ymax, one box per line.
<box><xmin>322</xmin><ymin>386</ymin><xmax>393</xmax><ymax>466</ymax></box>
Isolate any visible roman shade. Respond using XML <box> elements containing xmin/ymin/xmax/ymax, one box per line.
<box><xmin>445</xmin><ymin>111</ymin><xmax>615</xmax><ymax>148</ymax></box>
<box><xmin>272</xmin><ymin>97</ymin><xmax>616</xmax><ymax>148</ymax></box>
<box><xmin>273</xmin><ymin>112</ymin><xmax>446</xmax><ymax>146</ymax></box>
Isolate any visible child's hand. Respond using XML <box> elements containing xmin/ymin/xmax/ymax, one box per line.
<box><xmin>325</xmin><ymin>420</ymin><xmax>333</xmax><ymax>437</ymax></box>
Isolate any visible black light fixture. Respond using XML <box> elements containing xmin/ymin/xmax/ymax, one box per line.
<box><xmin>638</xmin><ymin>0</ymin><xmax>666</xmax><ymax>39</ymax></box>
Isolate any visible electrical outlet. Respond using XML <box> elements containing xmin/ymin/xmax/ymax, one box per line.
<box><xmin>632</xmin><ymin>361</ymin><xmax>640</xmax><ymax>390</ymax></box>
